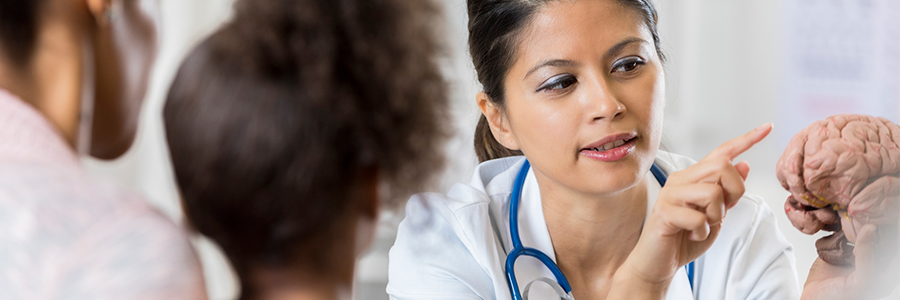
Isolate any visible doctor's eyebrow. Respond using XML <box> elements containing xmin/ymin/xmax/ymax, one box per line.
<box><xmin>604</xmin><ymin>37</ymin><xmax>648</xmax><ymax>60</ymax></box>
<box><xmin>523</xmin><ymin>37</ymin><xmax>649</xmax><ymax>80</ymax></box>
<box><xmin>524</xmin><ymin>59</ymin><xmax>579</xmax><ymax>79</ymax></box>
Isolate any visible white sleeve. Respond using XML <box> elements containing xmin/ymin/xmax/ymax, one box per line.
<box><xmin>387</xmin><ymin>194</ymin><xmax>493</xmax><ymax>300</ymax></box>
<box><xmin>720</xmin><ymin>194</ymin><xmax>801</xmax><ymax>300</ymax></box>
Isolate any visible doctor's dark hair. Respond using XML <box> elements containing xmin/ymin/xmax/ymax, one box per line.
<box><xmin>469</xmin><ymin>0</ymin><xmax>664</xmax><ymax>162</ymax></box>
<box><xmin>164</xmin><ymin>0</ymin><xmax>447</xmax><ymax>297</ymax></box>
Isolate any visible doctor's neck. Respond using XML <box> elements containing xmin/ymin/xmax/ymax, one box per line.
<box><xmin>536</xmin><ymin>170</ymin><xmax>648</xmax><ymax>284</ymax></box>
<box><xmin>536</xmin><ymin>170</ymin><xmax>649</xmax><ymax>231</ymax></box>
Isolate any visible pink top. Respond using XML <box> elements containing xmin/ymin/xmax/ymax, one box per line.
<box><xmin>0</xmin><ymin>89</ymin><xmax>207</xmax><ymax>299</ymax></box>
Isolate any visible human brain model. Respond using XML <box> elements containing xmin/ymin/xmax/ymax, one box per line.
<box><xmin>776</xmin><ymin>114</ymin><xmax>900</xmax><ymax>265</ymax></box>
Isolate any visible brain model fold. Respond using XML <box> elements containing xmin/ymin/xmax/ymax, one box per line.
<box><xmin>776</xmin><ymin>114</ymin><xmax>900</xmax><ymax>265</ymax></box>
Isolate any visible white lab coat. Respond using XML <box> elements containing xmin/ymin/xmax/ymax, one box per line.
<box><xmin>388</xmin><ymin>152</ymin><xmax>800</xmax><ymax>300</ymax></box>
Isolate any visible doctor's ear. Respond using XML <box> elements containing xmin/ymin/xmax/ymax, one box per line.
<box><xmin>477</xmin><ymin>92</ymin><xmax>519</xmax><ymax>151</ymax></box>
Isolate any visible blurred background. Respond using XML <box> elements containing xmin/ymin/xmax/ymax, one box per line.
<box><xmin>82</xmin><ymin>0</ymin><xmax>900</xmax><ymax>299</ymax></box>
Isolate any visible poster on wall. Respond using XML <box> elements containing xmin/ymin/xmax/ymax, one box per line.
<box><xmin>780</xmin><ymin>0</ymin><xmax>900</xmax><ymax>145</ymax></box>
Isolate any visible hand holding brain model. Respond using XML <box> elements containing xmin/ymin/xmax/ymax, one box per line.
<box><xmin>776</xmin><ymin>114</ymin><xmax>900</xmax><ymax>266</ymax></box>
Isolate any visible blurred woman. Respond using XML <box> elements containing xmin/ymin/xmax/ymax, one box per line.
<box><xmin>0</xmin><ymin>0</ymin><xmax>205</xmax><ymax>299</ymax></box>
<box><xmin>163</xmin><ymin>0</ymin><xmax>448</xmax><ymax>299</ymax></box>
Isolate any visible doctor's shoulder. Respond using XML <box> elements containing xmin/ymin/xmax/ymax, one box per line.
<box><xmin>386</xmin><ymin>157</ymin><xmax>524</xmax><ymax>299</ymax></box>
<box><xmin>659</xmin><ymin>151</ymin><xmax>801</xmax><ymax>299</ymax></box>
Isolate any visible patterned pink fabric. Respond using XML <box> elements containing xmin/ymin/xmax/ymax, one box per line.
<box><xmin>0</xmin><ymin>89</ymin><xmax>207</xmax><ymax>300</ymax></box>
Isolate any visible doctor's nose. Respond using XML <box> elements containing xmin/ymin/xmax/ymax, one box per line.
<box><xmin>585</xmin><ymin>82</ymin><xmax>626</xmax><ymax>122</ymax></box>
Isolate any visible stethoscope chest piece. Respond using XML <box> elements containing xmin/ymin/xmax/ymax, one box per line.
<box><xmin>522</xmin><ymin>277</ymin><xmax>574</xmax><ymax>300</ymax></box>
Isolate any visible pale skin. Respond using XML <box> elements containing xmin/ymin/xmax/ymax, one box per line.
<box><xmin>0</xmin><ymin>0</ymin><xmax>158</xmax><ymax>159</ymax></box>
<box><xmin>478</xmin><ymin>0</ymin><xmax>891</xmax><ymax>299</ymax></box>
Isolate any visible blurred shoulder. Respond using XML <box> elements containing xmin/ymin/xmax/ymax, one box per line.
<box><xmin>0</xmin><ymin>165</ymin><xmax>206</xmax><ymax>299</ymax></box>
<box><xmin>58</xmin><ymin>193</ymin><xmax>207</xmax><ymax>300</ymax></box>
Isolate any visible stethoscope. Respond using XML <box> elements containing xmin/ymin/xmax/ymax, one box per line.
<box><xmin>505</xmin><ymin>159</ymin><xmax>695</xmax><ymax>300</ymax></box>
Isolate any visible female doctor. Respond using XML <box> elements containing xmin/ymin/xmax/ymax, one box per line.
<box><xmin>387</xmin><ymin>0</ymin><xmax>802</xmax><ymax>299</ymax></box>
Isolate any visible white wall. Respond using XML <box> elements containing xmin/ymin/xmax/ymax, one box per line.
<box><xmin>82</xmin><ymin>0</ymin><xmax>900</xmax><ymax>299</ymax></box>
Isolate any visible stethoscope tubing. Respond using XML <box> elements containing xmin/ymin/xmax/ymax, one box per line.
<box><xmin>506</xmin><ymin>160</ymin><xmax>573</xmax><ymax>299</ymax></box>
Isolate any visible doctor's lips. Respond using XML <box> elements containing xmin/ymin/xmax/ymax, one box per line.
<box><xmin>580</xmin><ymin>133</ymin><xmax>637</xmax><ymax>162</ymax></box>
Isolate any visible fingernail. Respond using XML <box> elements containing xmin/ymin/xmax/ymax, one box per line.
<box><xmin>756</xmin><ymin>122</ymin><xmax>773</xmax><ymax>132</ymax></box>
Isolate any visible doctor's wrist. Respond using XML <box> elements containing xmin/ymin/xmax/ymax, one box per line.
<box><xmin>607</xmin><ymin>263</ymin><xmax>670</xmax><ymax>300</ymax></box>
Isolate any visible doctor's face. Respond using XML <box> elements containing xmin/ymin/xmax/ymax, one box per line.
<box><xmin>500</xmin><ymin>0</ymin><xmax>665</xmax><ymax>196</ymax></box>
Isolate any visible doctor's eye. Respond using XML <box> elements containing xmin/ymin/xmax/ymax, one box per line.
<box><xmin>537</xmin><ymin>74</ymin><xmax>577</xmax><ymax>93</ymax></box>
<box><xmin>611</xmin><ymin>57</ymin><xmax>645</xmax><ymax>74</ymax></box>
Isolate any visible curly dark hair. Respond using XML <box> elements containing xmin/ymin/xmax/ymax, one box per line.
<box><xmin>163</xmin><ymin>0</ymin><xmax>448</xmax><ymax>296</ymax></box>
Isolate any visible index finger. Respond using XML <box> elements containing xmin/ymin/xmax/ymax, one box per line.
<box><xmin>706</xmin><ymin>123</ymin><xmax>773</xmax><ymax>161</ymax></box>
